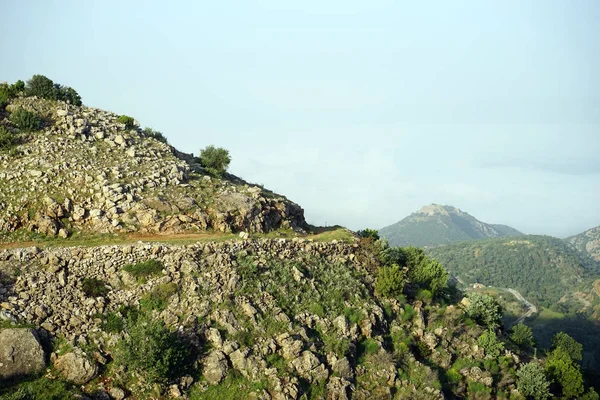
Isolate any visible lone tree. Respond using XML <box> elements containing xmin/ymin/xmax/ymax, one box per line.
<box><xmin>199</xmin><ymin>145</ymin><xmax>231</xmax><ymax>176</ymax></box>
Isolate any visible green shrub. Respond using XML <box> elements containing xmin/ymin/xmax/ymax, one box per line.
<box><xmin>308</xmin><ymin>302</ymin><xmax>325</xmax><ymax>317</ymax></box>
<box><xmin>0</xmin><ymin>126</ymin><xmax>16</xmax><ymax>151</ymax></box>
<box><xmin>356</xmin><ymin>228</ymin><xmax>379</xmax><ymax>241</ymax></box>
<box><xmin>545</xmin><ymin>347</ymin><xmax>584</xmax><ymax>398</ymax></box>
<box><xmin>416</xmin><ymin>340</ymin><xmax>432</xmax><ymax>359</ymax></box>
<box><xmin>117</xmin><ymin>115</ymin><xmax>136</xmax><ymax>129</ymax></box>
<box><xmin>81</xmin><ymin>277</ymin><xmax>108</xmax><ymax>297</ymax></box>
<box><xmin>117</xmin><ymin>315</ymin><xmax>190</xmax><ymax>383</ymax></box>
<box><xmin>516</xmin><ymin>362</ymin><xmax>550</xmax><ymax>400</ymax></box>
<box><xmin>510</xmin><ymin>323</ymin><xmax>534</xmax><ymax>349</ymax></box>
<box><xmin>357</xmin><ymin>338</ymin><xmax>379</xmax><ymax>364</ymax></box>
<box><xmin>26</xmin><ymin>74</ymin><xmax>56</xmax><ymax>99</ymax></box>
<box><xmin>199</xmin><ymin>145</ymin><xmax>231</xmax><ymax>176</ymax></box>
<box><xmin>322</xmin><ymin>333</ymin><xmax>350</xmax><ymax>358</ymax></box>
<box><xmin>477</xmin><ymin>329</ymin><xmax>504</xmax><ymax>358</ymax></box>
<box><xmin>0</xmin><ymin>88</ymin><xmax>9</xmax><ymax>108</ymax></box>
<box><xmin>143</xmin><ymin>127</ymin><xmax>168</xmax><ymax>143</ymax></box>
<box><xmin>122</xmin><ymin>259</ymin><xmax>163</xmax><ymax>282</ymax></box>
<box><xmin>140</xmin><ymin>282</ymin><xmax>178</xmax><ymax>311</ymax></box>
<box><xmin>343</xmin><ymin>307</ymin><xmax>362</xmax><ymax>325</ymax></box>
<box><xmin>101</xmin><ymin>311</ymin><xmax>124</xmax><ymax>333</ymax></box>
<box><xmin>465</xmin><ymin>292</ymin><xmax>503</xmax><ymax>328</ymax></box>
<box><xmin>401</xmin><ymin>304</ymin><xmax>416</xmax><ymax>322</ymax></box>
<box><xmin>375</xmin><ymin>264</ymin><xmax>405</xmax><ymax>298</ymax></box>
<box><xmin>10</xmin><ymin>108</ymin><xmax>41</xmax><ymax>132</ymax></box>
<box><xmin>468</xmin><ymin>381</ymin><xmax>492</xmax><ymax>397</ymax></box>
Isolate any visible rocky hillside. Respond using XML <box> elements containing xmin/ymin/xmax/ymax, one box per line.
<box><xmin>0</xmin><ymin>96</ymin><xmax>306</xmax><ymax>241</ymax></box>
<box><xmin>379</xmin><ymin>204</ymin><xmax>523</xmax><ymax>247</ymax></box>
<box><xmin>567</xmin><ymin>225</ymin><xmax>600</xmax><ymax>262</ymax></box>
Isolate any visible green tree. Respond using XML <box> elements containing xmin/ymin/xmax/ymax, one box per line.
<box><xmin>551</xmin><ymin>332</ymin><xmax>582</xmax><ymax>362</ymax></box>
<box><xmin>516</xmin><ymin>362</ymin><xmax>550</xmax><ymax>400</ymax></box>
<box><xmin>199</xmin><ymin>145</ymin><xmax>231</xmax><ymax>176</ymax></box>
<box><xmin>477</xmin><ymin>329</ymin><xmax>504</xmax><ymax>358</ymax></box>
<box><xmin>26</xmin><ymin>74</ymin><xmax>56</xmax><ymax>99</ymax></box>
<box><xmin>545</xmin><ymin>347</ymin><xmax>584</xmax><ymax>398</ymax></box>
<box><xmin>510</xmin><ymin>323</ymin><xmax>534</xmax><ymax>349</ymax></box>
<box><xmin>117</xmin><ymin>115</ymin><xmax>136</xmax><ymax>128</ymax></box>
<box><xmin>375</xmin><ymin>264</ymin><xmax>406</xmax><ymax>298</ymax></box>
<box><xmin>357</xmin><ymin>229</ymin><xmax>380</xmax><ymax>241</ymax></box>
<box><xmin>465</xmin><ymin>292</ymin><xmax>503</xmax><ymax>328</ymax></box>
<box><xmin>55</xmin><ymin>85</ymin><xmax>82</xmax><ymax>106</ymax></box>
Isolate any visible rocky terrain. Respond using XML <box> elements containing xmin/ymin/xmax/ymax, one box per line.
<box><xmin>0</xmin><ymin>97</ymin><xmax>306</xmax><ymax>241</ymax></box>
<box><xmin>379</xmin><ymin>205</ymin><xmax>522</xmax><ymax>248</ymax></box>
<box><xmin>0</xmin><ymin>237</ymin><xmax>529</xmax><ymax>399</ymax></box>
<box><xmin>567</xmin><ymin>225</ymin><xmax>600</xmax><ymax>262</ymax></box>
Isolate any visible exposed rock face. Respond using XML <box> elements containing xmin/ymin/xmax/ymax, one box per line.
<box><xmin>0</xmin><ymin>328</ymin><xmax>46</xmax><ymax>381</ymax></box>
<box><xmin>202</xmin><ymin>350</ymin><xmax>228</xmax><ymax>385</ymax></box>
<box><xmin>0</xmin><ymin>97</ymin><xmax>307</xmax><ymax>239</ymax></box>
<box><xmin>54</xmin><ymin>350</ymin><xmax>98</xmax><ymax>384</ymax></box>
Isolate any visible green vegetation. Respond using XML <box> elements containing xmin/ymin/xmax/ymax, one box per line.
<box><xmin>25</xmin><ymin>74</ymin><xmax>82</xmax><ymax>105</ymax></box>
<box><xmin>9</xmin><ymin>108</ymin><xmax>41</xmax><ymax>132</ymax></box>
<box><xmin>375</xmin><ymin>264</ymin><xmax>405</xmax><ymax>298</ymax></box>
<box><xmin>190</xmin><ymin>371</ymin><xmax>268</xmax><ymax>400</ymax></box>
<box><xmin>142</xmin><ymin>127</ymin><xmax>168</xmax><ymax>143</ymax></box>
<box><xmin>139</xmin><ymin>282</ymin><xmax>178</xmax><ymax>311</ymax></box>
<box><xmin>465</xmin><ymin>292</ymin><xmax>503</xmax><ymax>328</ymax></box>
<box><xmin>116</xmin><ymin>314</ymin><xmax>191</xmax><ymax>384</ymax></box>
<box><xmin>0</xmin><ymin>126</ymin><xmax>17</xmax><ymax>151</ymax></box>
<box><xmin>426</xmin><ymin>235</ymin><xmax>599</xmax><ymax>312</ymax></box>
<box><xmin>510</xmin><ymin>323</ymin><xmax>534</xmax><ymax>349</ymax></box>
<box><xmin>546</xmin><ymin>347</ymin><xmax>584</xmax><ymax>398</ymax></box>
<box><xmin>101</xmin><ymin>311</ymin><xmax>125</xmax><ymax>333</ymax></box>
<box><xmin>122</xmin><ymin>259</ymin><xmax>163</xmax><ymax>282</ymax></box>
<box><xmin>116</xmin><ymin>115</ymin><xmax>136</xmax><ymax>128</ymax></box>
<box><xmin>0</xmin><ymin>375</ymin><xmax>80</xmax><ymax>400</ymax></box>
<box><xmin>551</xmin><ymin>331</ymin><xmax>583</xmax><ymax>362</ymax></box>
<box><xmin>477</xmin><ymin>329</ymin><xmax>504</xmax><ymax>358</ymax></box>
<box><xmin>199</xmin><ymin>145</ymin><xmax>231</xmax><ymax>176</ymax></box>
<box><xmin>81</xmin><ymin>277</ymin><xmax>108</xmax><ymax>297</ymax></box>
<box><xmin>356</xmin><ymin>228</ymin><xmax>380</xmax><ymax>241</ymax></box>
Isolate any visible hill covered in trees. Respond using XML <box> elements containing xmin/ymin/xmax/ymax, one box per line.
<box><xmin>379</xmin><ymin>204</ymin><xmax>523</xmax><ymax>247</ymax></box>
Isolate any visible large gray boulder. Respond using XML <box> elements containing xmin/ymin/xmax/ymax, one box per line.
<box><xmin>54</xmin><ymin>350</ymin><xmax>98</xmax><ymax>384</ymax></box>
<box><xmin>0</xmin><ymin>328</ymin><xmax>46</xmax><ymax>381</ymax></box>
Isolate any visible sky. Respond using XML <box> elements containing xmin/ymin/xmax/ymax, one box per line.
<box><xmin>1</xmin><ymin>1</ymin><xmax>599</xmax><ymax>238</ymax></box>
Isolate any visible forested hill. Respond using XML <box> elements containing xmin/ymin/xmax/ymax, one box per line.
<box><xmin>426</xmin><ymin>235</ymin><xmax>600</xmax><ymax>314</ymax></box>
<box><xmin>379</xmin><ymin>204</ymin><xmax>523</xmax><ymax>247</ymax></box>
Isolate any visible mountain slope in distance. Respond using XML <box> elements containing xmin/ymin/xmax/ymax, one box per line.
<box><xmin>567</xmin><ymin>225</ymin><xmax>600</xmax><ymax>262</ymax></box>
<box><xmin>379</xmin><ymin>204</ymin><xmax>523</xmax><ymax>247</ymax></box>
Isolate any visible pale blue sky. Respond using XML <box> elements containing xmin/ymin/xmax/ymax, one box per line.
<box><xmin>1</xmin><ymin>1</ymin><xmax>599</xmax><ymax>237</ymax></box>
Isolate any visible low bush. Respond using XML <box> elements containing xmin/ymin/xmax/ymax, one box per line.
<box><xmin>10</xmin><ymin>108</ymin><xmax>41</xmax><ymax>132</ymax></box>
<box><xmin>143</xmin><ymin>127</ymin><xmax>168</xmax><ymax>143</ymax></box>
<box><xmin>0</xmin><ymin>126</ymin><xmax>16</xmax><ymax>151</ymax></box>
<box><xmin>122</xmin><ymin>259</ymin><xmax>163</xmax><ymax>282</ymax></box>
<box><xmin>117</xmin><ymin>315</ymin><xmax>190</xmax><ymax>383</ymax></box>
<box><xmin>477</xmin><ymin>329</ymin><xmax>504</xmax><ymax>358</ymax></box>
<box><xmin>0</xmin><ymin>376</ymin><xmax>79</xmax><ymax>400</ymax></box>
<box><xmin>101</xmin><ymin>311</ymin><xmax>124</xmax><ymax>333</ymax></box>
<box><xmin>81</xmin><ymin>277</ymin><xmax>108</xmax><ymax>297</ymax></box>
<box><xmin>140</xmin><ymin>282</ymin><xmax>178</xmax><ymax>311</ymax></box>
<box><xmin>117</xmin><ymin>115</ymin><xmax>136</xmax><ymax>129</ymax></box>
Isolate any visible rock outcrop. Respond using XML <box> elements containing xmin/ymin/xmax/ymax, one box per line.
<box><xmin>0</xmin><ymin>328</ymin><xmax>46</xmax><ymax>381</ymax></box>
<box><xmin>0</xmin><ymin>97</ymin><xmax>307</xmax><ymax>240</ymax></box>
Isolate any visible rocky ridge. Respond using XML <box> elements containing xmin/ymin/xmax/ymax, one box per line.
<box><xmin>0</xmin><ymin>97</ymin><xmax>306</xmax><ymax>240</ymax></box>
<box><xmin>0</xmin><ymin>238</ymin><xmax>511</xmax><ymax>399</ymax></box>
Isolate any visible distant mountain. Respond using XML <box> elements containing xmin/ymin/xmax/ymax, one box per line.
<box><xmin>379</xmin><ymin>204</ymin><xmax>523</xmax><ymax>247</ymax></box>
<box><xmin>567</xmin><ymin>225</ymin><xmax>600</xmax><ymax>261</ymax></box>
